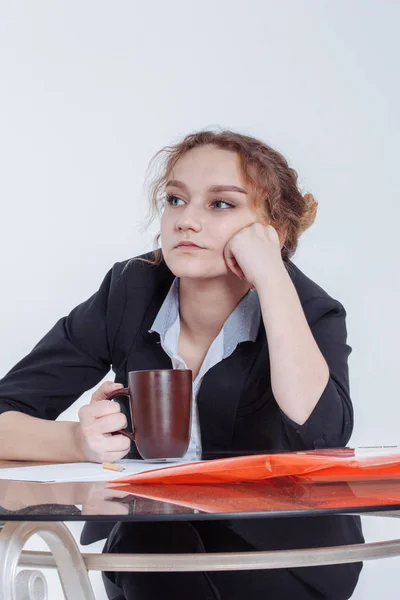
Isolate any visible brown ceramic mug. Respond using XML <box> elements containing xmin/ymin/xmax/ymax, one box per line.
<box><xmin>106</xmin><ymin>369</ymin><xmax>193</xmax><ymax>461</ymax></box>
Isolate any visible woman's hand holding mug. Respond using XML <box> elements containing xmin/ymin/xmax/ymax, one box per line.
<box><xmin>75</xmin><ymin>382</ymin><xmax>131</xmax><ymax>463</ymax></box>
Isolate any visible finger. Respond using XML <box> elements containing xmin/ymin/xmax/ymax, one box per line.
<box><xmin>91</xmin><ymin>382</ymin><xmax>124</xmax><ymax>403</ymax></box>
<box><xmin>106</xmin><ymin>434</ymin><xmax>132</xmax><ymax>453</ymax></box>
<box><xmin>79</xmin><ymin>400</ymin><xmax>121</xmax><ymax>426</ymax></box>
<box><xmin>230</xmin><ymin>260</ymin><xmax>245</xmax><ymax>280</ymax></box>
<box><xmin>95</xmin><ymin>412</ymin><xmax>128</xmax><ymax>435</ymax></box>
<box><xmin>102</xmin><ymin>446</ymin><xmax>131</xmax><ymax>463</ymax></box>
<box><xmin>223</xmin><ymin>244</ymin><xmax>244</xmax><ymax>279</ymax></box>
<box><xmin>225</xmin><ymin>252</ymin><xmax>245</xmax><ymax>279</ymax></box>
<box><xmin>91</xmin><ymin>400</ymin><xmax>123</xmax><ymax>418</ymax></box>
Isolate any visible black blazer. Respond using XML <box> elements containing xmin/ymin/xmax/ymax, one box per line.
<box><xmin>0</xmin><ymin>253</ymin><xmax>353</xmax><ymax>453</ymax></box>
<box><xmin>0</xmin><ymin>253</ymin><xmax>363</xmax><ymax>590</ymax></box>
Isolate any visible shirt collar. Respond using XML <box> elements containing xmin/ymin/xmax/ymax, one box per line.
<box><xmin>149</xmin><ymin>278</ymin><xmax>261</xmax><ymax>352</ymax></box>
<box><xmin>150</xmin><ymin>277</ymin><xmax>180</xmax><ymax>338</ymax></box>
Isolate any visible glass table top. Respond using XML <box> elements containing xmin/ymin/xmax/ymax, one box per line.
<box><xmin>1</xmin><ymin>460</ymin><xmax>400</xmax><ymax>521</ymax></box>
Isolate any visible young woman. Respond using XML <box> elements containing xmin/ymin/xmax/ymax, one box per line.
<box><xmin>0</xmin><ymin>130</ymin><xmax>363</xmax><ymax>599</ymax></box>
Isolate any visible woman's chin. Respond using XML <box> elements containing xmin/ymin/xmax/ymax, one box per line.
<box><xmin>172</xmin><ymin>268</ymin><xmax>221</xmax><ymax>280</ymax></box>
<box><xmin>165</xmin><ymin>259</ymin><xmax>222</xmax><ymax>280</ymax></box>
<box><xmin>163</xmin><ymin>253</ymin><xmax>229</xmax><ymax>280</ymax></box>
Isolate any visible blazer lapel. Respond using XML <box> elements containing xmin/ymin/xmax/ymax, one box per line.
<box><xmin>129</xmin><ymin>330</ymin><xmax>173</xmax><ymax>372</ymax></box>
<box><xmin>126</xmin><ymin>279</ymin><xmax>174</xmax><ymax>374</ymax></box>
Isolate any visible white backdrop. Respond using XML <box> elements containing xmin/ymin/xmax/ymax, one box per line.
<box><xmin>0</xmin><ymin>1</ymin><xmax>399</xmax><ymax>598</ymax></box>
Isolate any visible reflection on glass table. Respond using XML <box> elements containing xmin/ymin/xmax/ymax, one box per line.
<box><xmin>2</xmin><ymin>476</ymin><xmax>400</xmax><ymax>519</ymax></box>
<box><xmin>1</xmin><ymin>459</ymin><xmax>400</xmax><ymax>600</ymax></box>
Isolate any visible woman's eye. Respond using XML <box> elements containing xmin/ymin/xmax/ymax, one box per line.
<box><xmin>212</xmin><ymin>199</ymin><xmax>234</xmax><ymax>209</ymax></box>
<box><xmin>166</xmin><ymin>194</ymin><xmax>185</xmax><ymax>207</ymax></box>
<box><xmin>165</xmin><ymin>195</ymin><xmax>234</xmax><ymax>210</ymax></box>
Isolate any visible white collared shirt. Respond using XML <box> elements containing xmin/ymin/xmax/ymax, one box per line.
<box><xmin>150</xmin><ymin>278</ymin><xmax>261</xmax><ymax>461</ymax></box>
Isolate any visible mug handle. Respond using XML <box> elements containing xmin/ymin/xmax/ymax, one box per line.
<box><xmin>105</xmin><ymin>388</ymin><xmax>135</xmax><ymax>442</ymax></box>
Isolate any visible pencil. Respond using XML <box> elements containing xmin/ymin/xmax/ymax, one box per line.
<box><xmin>102</xmin><ymin>463</ymin><xmax>125</xmax><ymax>472</ymax></box>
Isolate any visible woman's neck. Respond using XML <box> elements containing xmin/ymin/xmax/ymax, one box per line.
<box><xmin>178</xmin><ymin>276</ymin><xmax>250</xmax><ymax>343</ymax></box>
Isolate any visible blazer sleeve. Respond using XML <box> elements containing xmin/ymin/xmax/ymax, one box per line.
<box><xmin>0</xmin><ymin>262</ymin><xmax>126</xmax><ymax>421</ymax></box>
<box><xmin>280</xmin><ymin>295</ymin><xmax>354</xmax><ymax>450</ymax></box>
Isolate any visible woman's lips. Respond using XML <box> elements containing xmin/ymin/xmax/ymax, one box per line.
<box><xmin>176</xmin><ymin>243</ymin><xmax>204</xmax><ymax>251</ymax></box>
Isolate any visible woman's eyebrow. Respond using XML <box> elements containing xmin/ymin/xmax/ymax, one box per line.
<box><xmin>208</xmin><ymin>185</ymin><xmax>247</xmax><ymax>194</ymax></box>
<box><xmin>166</xmin><ymin>180</ymin><xmax>247</xmax><ymax>194</ymax></box>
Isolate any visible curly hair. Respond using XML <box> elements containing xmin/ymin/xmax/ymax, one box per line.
<box><xmin>140</xmin><ymin>129</ymin><xmax>317</xmax><ymax>265</ymax></box>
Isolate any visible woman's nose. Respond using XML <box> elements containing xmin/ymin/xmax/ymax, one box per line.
<box><xmin>175</xmin><ymin>205</ymin><xmax>202</xmax><ymax>232</ymax></box>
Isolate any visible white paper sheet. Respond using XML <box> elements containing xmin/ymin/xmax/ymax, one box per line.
<box><xmin>0</xmin><ymin>460</ymin><xmax>188</xmax><ymax>483</ymax></box>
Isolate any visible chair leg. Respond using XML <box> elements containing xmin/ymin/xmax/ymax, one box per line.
<box><xmin>0</xmin><ymin>521</ymin><xmax>95</xmax><ymax>600</ymax></box>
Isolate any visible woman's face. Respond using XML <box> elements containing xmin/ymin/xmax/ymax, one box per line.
<box><xmin>160</xmin><ymin>145</ymin><xmax>259</xmax><ymax>280</ymax></box>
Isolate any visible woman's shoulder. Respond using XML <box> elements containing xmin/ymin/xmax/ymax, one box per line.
<box><xmin>108</xmin><ymin>252</ymin><xmax>173</xmax><ymax>292</ymax></box>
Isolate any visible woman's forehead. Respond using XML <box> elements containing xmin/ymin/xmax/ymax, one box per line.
<box><xmin>169</xmin><ymin>146</ymin><xmax>245</xmax><ymax>188</ymax></box>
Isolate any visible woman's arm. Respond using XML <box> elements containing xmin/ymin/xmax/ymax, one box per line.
<box><xmin>0</xmin><ymin>411</ymin><xmax>83</xmax><ymax>462</ymax></box>
<box><xmin>0</xmin><ymin>381</ymin><xmax>130</xmax><ymax>462</ymax></box>
<box><xmin>257</xmin><ymin>261</ymin><xmax>330</xmax><ymax>425</ymax></box>
<box><xmin>0</xmin><ymin>262</ymin><xmax>127</xmax><ymax>461</ymax></box>
<box><xmin>224</xmin><ymin>223</ymin><xmax>353</xmax><ymax>447</ymax></box>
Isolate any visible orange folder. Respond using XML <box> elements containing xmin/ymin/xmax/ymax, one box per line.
<box><xmin>109</xmin><ymin>447</ymin><xmax>400</xmax><ymax>487</ymax></box>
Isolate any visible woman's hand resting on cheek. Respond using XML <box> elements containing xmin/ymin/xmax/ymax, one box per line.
<box><xmin>223</xmin><ymin>223</ymin><xmax>283</xmax><ymax>289</ymax></box>
<box><xmin>75</xmin><ymin>382</ymin><xmax>131</xmax><ymax>463</ymax></box>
